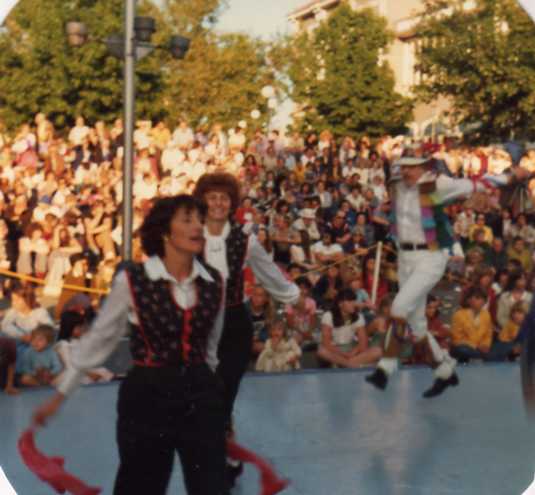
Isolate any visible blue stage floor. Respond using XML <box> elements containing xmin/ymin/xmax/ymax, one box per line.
<box><xmin>2</xmin><ymin>364</ymin><xmax>535</xmax><ymax>495</ymax></box>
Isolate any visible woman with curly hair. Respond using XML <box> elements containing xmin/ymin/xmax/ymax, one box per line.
<box><xmin>194</xmin><ymin>172</ymin><xmax>299</xmax><ymax>482</ymax></box>
<box><xmin>32</xmin><ymin>195</ymin><xmax>229</xmax><ymax>495</ymax></box>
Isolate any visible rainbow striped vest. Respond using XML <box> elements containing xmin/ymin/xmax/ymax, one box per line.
<box><xmin>389</xmin><ymin>177</ymin><xmax>454</xmax><ymax>250</ymax></box>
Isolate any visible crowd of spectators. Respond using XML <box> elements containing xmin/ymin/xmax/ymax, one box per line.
<box><xmin>0</xmin><ymin>112</ymin><xmax>534</xmax><ymax>394</ymax></box>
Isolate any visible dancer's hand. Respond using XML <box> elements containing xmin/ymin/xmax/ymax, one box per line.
<box><xmin>33</xmin><ymin>393</ymin><xmax>65</xmax><ymax>428</ymax></box>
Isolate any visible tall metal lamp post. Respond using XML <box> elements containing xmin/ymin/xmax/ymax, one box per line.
<box><xmin>66</xmin><ymin>0</ymin><xmax>190</xmax><ymax>260</ymax></box>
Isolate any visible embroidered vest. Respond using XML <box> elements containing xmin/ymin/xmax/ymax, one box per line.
<box><xmin>124</xmin><ymin>261</ymin><xmax>223</xmax><ymax>367</ymax></box>
<box><xmin>389</xmin><ymin>178</ymin><xmax>454</xmax><ymax>250</ymax></box>
<box><xmin>224</xmin><ymin>224</ymin><xmax>249</xmax><ymax>307</ymax></box>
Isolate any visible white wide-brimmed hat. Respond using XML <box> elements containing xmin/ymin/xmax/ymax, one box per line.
<box><xmin>395</xmin><ymin>156</ymin><xmax>431</xmax><ymax>167</ymax></box>
<box><xmin>300</xmin><ymin>208</ymin><xmax>316</xmax><ymax>220</ymax></box>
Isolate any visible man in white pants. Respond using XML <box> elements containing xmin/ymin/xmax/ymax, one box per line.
<box><xmin>365</xmin><ymin>155</ymin><xmax>528</xmax><ymax>398</ymax></box>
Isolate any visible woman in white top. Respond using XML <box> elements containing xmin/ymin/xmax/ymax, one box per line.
<box><xmin>16</xmin><ymin>222</ymin><xmax>50</xmax><ymax>277</ymax></box>
<box><xmin>317</xmin><ymin>288</ymin><xmax>381</xmax><ymax>368</ymax></box>
<box><xmin>43</xmin><ymin>226</ymin><xmax>83</xmax><ymax>297</ymax></box>
<box><xmin>194</xmin><ymin>172</ymin><xmax>299</xmax><ymax>482</ymax></box>
<box><xmin>1</xmin><ymin>283</ymin><xmax>54</xmax><ymax>350</ymax></box>
<box><xmin>33</xmin><ymin>195</ymin><xmax>229</xmax><ymax>495</ymax></box>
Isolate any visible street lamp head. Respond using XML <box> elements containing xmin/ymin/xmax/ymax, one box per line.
<box><xmin>66</xmin><ymin>21</ymin><xmax>88</xmax><ymax>47</ymax></box>
<box><xmin>134</xmin><ymin>16</ymin><xmax>156</xmax><ymax>43</ymax></box>
<box><xmin>170</xmin><ymin>35</ymin><xmax>190</xmax><ymax>60</ymax></box>
<box><xmin>105</xmin><ymin>33</ymin><xmax>124</xmax><ymax>59</ymax></box>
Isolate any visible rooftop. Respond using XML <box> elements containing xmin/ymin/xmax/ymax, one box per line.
<box><xmin>288</xmin><ymin>0</ymin><xmax>341</xmax><ymax>20</ymax></box>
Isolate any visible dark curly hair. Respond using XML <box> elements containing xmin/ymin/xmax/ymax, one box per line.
<box><xmin>193</xmin><ymin>172</ymin><xmax>241</xmax><ymax>213</ymax></box>
<box><xmin>139</xmin><ymin>194</ymin><xmax>205</xmax><ymax>257</ymax></box>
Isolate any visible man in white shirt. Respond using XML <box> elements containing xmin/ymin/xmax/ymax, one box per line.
<box><xmin>292</xmin><ymin>208</ymin><xmax>321</xmax><ymax>242</ymax></box>
<box><xmin>311</xmin><ymin>232</ymin><xmax>343</xmax><ymax>265</ymax></box>
<box><xmin>342</xmin><ymin>158</ymin><xmax>359</xmax><ymax>178</ymax></box>
<box><xmin>172</xmin><ymin>121</ymin><xmax>194</xmax><ymax>150</ymax></box>
<box><xmin>365</xmin><ymin>155</ymin><xmax>529</xmax><ymax>398</ymax></box>
<box><xmin>346</xmin><ymin>186</ymin><xmax>367</xmax><ymax>211</ymax></box>
<box><xmin>68</xmin><ymin>116</ymin><xmax>90</xmax><ymax>147</ymax></box>
<box><xmin>134</xmin><ymin>120</ymin><xmax>153</xmax><ymax>151</ymax></box>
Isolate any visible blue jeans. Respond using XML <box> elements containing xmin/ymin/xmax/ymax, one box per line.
<box><xmin>451</xmin><ymin>345</ymin><xmax>486</xmax><ymax>363</ymax></box>
<box><xmin>485</xmin><ymin>340</ymin><xmax>516</xmax><ymax>361</ymax></box>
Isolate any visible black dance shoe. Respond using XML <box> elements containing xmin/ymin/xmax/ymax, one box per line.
<box><xmin>365</xmin><ymin>368</ymin><xmax>388</xmax><ymax>390</ymax></box>
<box><xmin>226</xmin><ymin>461</ymin><xmax>244</xmax><ymax>488</ymax></box>
<box><xmin>422</xmin><ymin>372</ymin><xmax>459</xmax><ymax>398</ymax></box>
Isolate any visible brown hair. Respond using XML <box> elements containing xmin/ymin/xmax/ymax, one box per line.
<box><xmin>25</xmin><ymin>222</ymin><xmax>43</xmax><ymax>238</ymax></box>
<box><xmin>139</xmin><ymin>194</ymin><xmax>205</xmax><ymax>257</ymax></box>
<box><xmin>31</xmin><ymin>324</ymin><xmax>56</xmax><ymax>345</ymax></box>
<box><xmin>510</xmin><ymin>301</ymin><xmax>526</xmax><ymax>318</ymax></box>
<box><xmin>193</xmin><ymin>172</ymin><xmax>241</xmax><ymax>213</ymax></box>
<box><xmin>11</xmin><ymin>282</ymin><xmax>39</xmax><ymax>309</ymax></box>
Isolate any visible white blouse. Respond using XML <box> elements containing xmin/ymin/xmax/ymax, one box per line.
<box><xmin>203</xmin><ymin>222</ymin><xmax>299</xmax><ymax>305</ymax></box>
<box><xmin>321</xmin><ymin>311</ymin><xmax>365</xmax><ymax>346</ymax></box>
<box><xmin>56</xmin><ymin>256</ymin><xmax>225</xmax><ymax>397</ymax></box>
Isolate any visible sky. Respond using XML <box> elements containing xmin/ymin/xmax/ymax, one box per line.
<box><xmin>216</xmin><ymin>0</ymin><xmax>305</xmax><ymax>40</ymax></box>
<box><xmin>217</xmin><ymin>0</ymin><xmax>306</xmax><ymax>128</ymax></box>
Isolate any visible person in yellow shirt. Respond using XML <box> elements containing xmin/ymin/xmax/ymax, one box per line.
<box><xmin>468</xmin><ymin>213</ymin><xmax>493</xmax><ymax>244</ymax></box>
<box><xmin>486</xmin><ymin>303</ymin><xmax>525</xmax><ymax>361</ymax></box>
<box><xmin>450</xmin><ymin>287</ymin><xmax>493</xmax><ymax>363</ymax></box>
<box><xmin>507</xmin><ymin>237</ymin><xmax>533</xmax><ymax>273</ymax></box>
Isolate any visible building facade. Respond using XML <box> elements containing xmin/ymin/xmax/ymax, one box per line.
<box><xmin>288</xmin><ymin>0</ymin><xmax>450</xmax><ymax>138</ymax></box>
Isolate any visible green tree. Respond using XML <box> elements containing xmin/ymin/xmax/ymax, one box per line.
<box><xmin>0</xmin><ymin>0</ymin><xmax>166</xmax><ymax>130</ymax></box>
<box><xmin>160</xmin><ymin>0</ymin><xmax>275</xmax><ymax>130</ymax></box>
<box><xmin>0</xmin><ymin>0</ymin><xmax>274</xmax><ymax>132</ymax></box>
<box><xmin>415</xmin><ymin>0</ymin><xmax>535</xmax><ymax>142</ymax></box>
<box><xmin>273</xmin><ymin>5</ymin><xmax>413</xmax><ymax>138</ymax></box>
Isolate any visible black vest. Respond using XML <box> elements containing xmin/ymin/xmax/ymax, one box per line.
<box><xmin>224</xmin><ymin>224</ymin><xmax>249</xmax><ymax>307</ymax></box>
<box><xmin>124</xmin><ymin>261</ymin><xmax>223</xmax><ymax>367</ymax></box>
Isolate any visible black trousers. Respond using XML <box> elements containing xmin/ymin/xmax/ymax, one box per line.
<box><xmin>216</xmin><ymin>304</ymin><xmax>254</xmax><ymax>426</ymax></box>
<box><xmin>113</xmin><ymin>365</ymin><xmax>228</xmax><ymax>495</ymax></box>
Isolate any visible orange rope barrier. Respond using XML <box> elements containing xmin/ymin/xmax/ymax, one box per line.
<box><xmin>0</xmin><ymin>268</ymin><xmax>110</xmax><ymax>296</ymax></box>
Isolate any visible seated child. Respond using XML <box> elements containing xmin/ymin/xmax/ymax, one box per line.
<box><xmin>365</xmin><ymin>296</ymin><xmax>392</xmax><ymax>352</ymax></box>
<box><xmin>18</xmin><ymin>325</ymin><xmax>63</xmax><ymax>387</ymax></box>
<box><xmin>285</xmin><ymin>277</ymin><xmax>318</xmax><ymax>348</ymax></box>
<box><xmin>349</xmin><ymin>274</ymin><xmax>376</xmax><ymax>323</ymax></box>
<box><xmin>486</xmin><ymin>302</ymin><xmax>525</xmax><ymax>361</ymax></box>
<box><xmin>0</xmin><ymin>337</ymin><xmax>18</xmax><ymax>395</ymax></box>
<box><xmin>255</xmin><ymin>318</ymin><xmax>302</xmax><ymax>372</ymax></box>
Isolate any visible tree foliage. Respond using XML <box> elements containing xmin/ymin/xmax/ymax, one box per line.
<box><xmin>272</xmin><ymin>4</ymin><xmax>413</xmax><ymax>138</ymax></box>
<box><xmin>157</xmin><ymin>0</ymin><xmax>275</xmax><ymax>130</ymax></box>
<box><xmin>415</xmin><ymin>0</ymin><xmax>535</xmax><ymax>142</ymax></box>
<box><xmin>0</xmin><ymin>0</ymin><xmax>274</xmax><ymax>131</ymax></box>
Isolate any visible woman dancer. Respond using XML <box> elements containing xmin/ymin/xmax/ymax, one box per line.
<box><xmin>194</xmin><ymin>173</ymin><xmax>299</xmax><ymax>478</ymax></box>
<box><xmin>32</xmin><ymin>195</ymin><xmax>228</xmax><ymax>495</ymax></box>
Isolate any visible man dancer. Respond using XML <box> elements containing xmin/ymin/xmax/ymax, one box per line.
<box><xmin>366</xmin><ymin>155</ymin><xmax>528</xmax><ymax>398</ymax></box>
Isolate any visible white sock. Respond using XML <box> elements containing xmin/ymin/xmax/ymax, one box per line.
<box><xmin>434</xmin><ymin>355</ymin><xmax>457</xmax><ymax>380</ymax></box>
<box><xmin>377</xmin><ymin>357</ymin><xmax>398</xmax><ymax>376</ymax></box>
